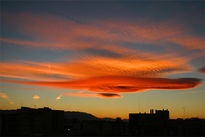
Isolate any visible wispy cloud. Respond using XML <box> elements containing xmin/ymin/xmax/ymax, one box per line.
<box><xmin>1</xmin><ymin>13</ymin><xmax>205</xmax><ymax>51</ymax></box>
<box><xmin>0</xmin><ymin>86</ymin><xmax>42</xmax><ymax>90</ymax></box>
<box><xmin>0</xmin><ymin>92</ymin><xmax>14</xmax><ymax>104</ymax></box>
<box><xmin>32</xmin><ymin>95</ymin><xmax>40</xmax><ymax>100</ymax></box>
<box><xmin>0</xmin><ymin>12</ymin><xmax>203</xmax><ymax>99</ymax></box>
<box><xmin>0</xmin><ymin>53</ymin><xmax>192</xmax><ymax>81</ymax></box>
<box><xmin>56</xmin><ymin>94</ymin><xmax>62</xmax><ymax>100</ymax></box>
<box><xmin>0</xmin><ymin>92</ymin><xmax>9</xmax><ymax>99</ymax></box>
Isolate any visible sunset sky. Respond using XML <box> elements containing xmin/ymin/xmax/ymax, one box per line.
<box><xmin>0</xmin><ymin>1</ymin><xmax>204</xmax><ymax>119</ymax></box>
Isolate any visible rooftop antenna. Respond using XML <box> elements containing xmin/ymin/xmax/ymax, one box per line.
<box><xmin>162</xmin><ymin>105</ymin><xmax>164</xmax><ymax>110</ymax></box>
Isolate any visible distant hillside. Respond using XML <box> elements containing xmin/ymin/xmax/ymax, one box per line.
<box><xmin>64</xmin><ymin>111</ymin><xmax>128</xmax><ymax>122</ymax></box>
<box><xmin>101</xmin><ymin>117</ymin><xmax>115</xmax><ymax>121</ymax></box>
<box><xmin>64</xmin><ymin>111</ymin><xmax>99</xmax><ymax>120</ymax></box>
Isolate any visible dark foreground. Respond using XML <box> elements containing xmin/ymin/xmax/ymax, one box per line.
<box><xmin>0</xmin><ymin>107</ymin><xmax>204</xmax><ymax>136</ymax></box>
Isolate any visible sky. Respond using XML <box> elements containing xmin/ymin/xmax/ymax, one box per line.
<box><xmin>0</xmin><ymin>1</ymin><xmax>205</xmax><ymax>119</ymax></box>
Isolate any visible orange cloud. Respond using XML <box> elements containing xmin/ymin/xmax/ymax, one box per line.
<box><xmin>63</xmin><ymin>92</ymin><xmax>122</xmax><ymax>99</ymax></box>
<box><xmin>32</xmin><ymin>95</ymin><xmax>40</xmax><ymax>100</ymax></box>
<box><xmin>0</xmin><ymin>92</ymin><xmax>9</xmax><ymax>99</ymax></box>
<box><xmin>0</xmin><ymin>61</ymin><xmax>70</xmax><ymax>81</ymax></box>
<box><xmin>97</xmin><ymin>93</ymin><xmax>122</xmax><ymax>98</ymax></box>
<box><xmin>56</xmin><ymin>95</ymin><xmax>62</xmax><ymax>100</ymax></box>
<box><xmin>63</xmin><ymin>56</ymin><xmax>191</xmax><ymax>78</ymax></box>
<box><xmin>0</xmin><ymin>53</ymin><xmax>192</xmax><ymax>81</ymax></box>
<box><xmin>0</xmin><ymin>86</ymin><xmax>41</xmax><ymax>90</ymax></box>
<box><xmin>9</xmin><ymin>101</ymin><xmax>14</xmax><ymax>104</ymax></box>
<box><xmin>0</xmin><ymin>92</ymin><xmax>14</xmax><ymax>104</ymax></box>
<box><xmin>0</xmin><ymin>38</ymin><xmax>51</xmax><ymax>48</ymax></box>
<box><xmin>0</xmin><ymin>13</ymin><xmax>204</xmax><ymax>99</ymax></box>
<box><xmin>0</xmin><ymin>76</ymin><xmax>201</xmax><ymax>93</ymax></box>
<box><xmin>168</xmin><ymin>35</ymin><xmax>205</xmax><ymax>50</ymax></box>
<box><xmin>1</xmin><ymin>13</ymin><xmax>204</xmax><ymax>52</ymax></box>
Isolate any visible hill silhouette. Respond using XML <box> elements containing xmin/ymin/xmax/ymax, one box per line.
<box><xmin>64</xmin><ymin>111</ymin><xmax>99</xmax><ymax>120</ymax></box>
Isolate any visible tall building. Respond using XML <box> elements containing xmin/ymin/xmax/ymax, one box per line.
<box><xmin>129</xmin><ymin>109</ymin><xmax>169</xmax><ymax>136</ymax></box>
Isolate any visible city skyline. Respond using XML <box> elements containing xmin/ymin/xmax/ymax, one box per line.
<box><xmin>0</xmin><ymin>1</ymin><xmax>204</xmax><ymax>119</ymax></box>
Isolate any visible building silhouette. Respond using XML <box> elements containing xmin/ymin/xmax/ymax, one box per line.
<box><xmin>0</xmin><ymin>107</ymin><xmax>204</xmax><ymax>136</ymax></box>
<box><xmin>0</xmin><ymin>107</ymin><xmax>64</xmax><ymax>136</ymax></box>
<box><xmin>129</xmin><ymin>109</ymin><xmax>204</xmax><ymax>136</ymax></box>
<box><xmin>129</xmin><ymin>109</ymin><xmax>169</xmax><ymax>136</ymax></box>
<box><xmin>64</xmin><ymin>118</ymin><xmax>128</xmax><ymax>136</ymax></box>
